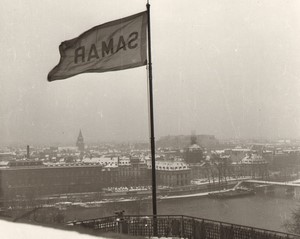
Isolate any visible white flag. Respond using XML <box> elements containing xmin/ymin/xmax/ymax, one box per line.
<box><xmin>48</xmin><ymin>11</ymin><xmax>147</xmax><ymax>81</ymax></box>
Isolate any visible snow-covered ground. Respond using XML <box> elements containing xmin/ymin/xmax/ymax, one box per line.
<box><xmin>0</xmin><ymin>220</ymin><xmax>107</xmax><ymax>239</ymax></box>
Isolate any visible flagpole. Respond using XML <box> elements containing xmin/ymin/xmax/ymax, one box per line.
<box><xmin>146</xmin><ymin>1</ymin><xmax>158</xmax><ymax>235</ymax></box>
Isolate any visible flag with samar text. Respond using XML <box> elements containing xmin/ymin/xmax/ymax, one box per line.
<box><xmin>48</xmin><ymin>11</ymin><xmax>147</xmax><ymax>82</ymax></box>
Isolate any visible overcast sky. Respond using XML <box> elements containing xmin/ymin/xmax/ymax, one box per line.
<box><xmin>1</xmin><ymin>0</ymin><xmax>300</xmax><ymax>146</ymax></box>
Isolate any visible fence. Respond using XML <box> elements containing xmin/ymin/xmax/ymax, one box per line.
<box><xmin>69</xmin><ymin>215</ymin><xmax>300</xmax><ymax>239</ymax></box>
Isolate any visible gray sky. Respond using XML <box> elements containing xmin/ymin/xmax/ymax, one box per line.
<box><xmin>1</xmin><ymin>0</ymin><xmax>300</xmax><ymax>146</ymax></box>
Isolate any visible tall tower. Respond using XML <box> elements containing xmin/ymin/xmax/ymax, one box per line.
<box><xmin>76</xmin><ymin>129</ymin><xmax>85</xmax><ymax>151</ymax></box>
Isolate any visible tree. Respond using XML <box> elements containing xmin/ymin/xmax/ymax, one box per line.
<box><xmin>211</xmin><ymin>153</ymin><xmax>224</xmax><ymax>186</ymax></box>
<box><xmin>284</xmin><ymin>206</ymin><xmax>300</xmax><ymax>234</ymax></box>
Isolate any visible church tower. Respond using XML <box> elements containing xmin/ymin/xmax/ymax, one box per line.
<box><xmin>76</xmin><ymin>129</ymin><xmax>85</xmax><ymax>151</ymax></box>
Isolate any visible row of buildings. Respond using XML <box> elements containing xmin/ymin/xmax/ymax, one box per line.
<box><xmin>0</xmin><ymin>131</ymin><xmax>299</xmax><ymax>207</ymax></box>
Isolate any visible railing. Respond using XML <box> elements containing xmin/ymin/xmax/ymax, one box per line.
<box><xmin>68</xmin><ymin>215</ymin><xmax>300</xmax><ymax>239</ymax></box>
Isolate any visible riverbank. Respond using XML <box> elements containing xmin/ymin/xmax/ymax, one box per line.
<box><xmin>1</xmin><ymin>188</ymin><xmax>297</xmax><ymax>233</ymax></box>
<box><xmin>0</xmin><ymin>179</ymin><xmax>246</xmax><ymax>215</ymax></box>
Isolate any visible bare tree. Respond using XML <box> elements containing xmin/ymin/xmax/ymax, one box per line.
<box><xmin>284</xmin><ymin>206</ymin><xmax>300</xmax><ymax>234</ymax></box>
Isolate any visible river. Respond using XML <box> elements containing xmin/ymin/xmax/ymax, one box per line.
<box><xmin>64</xmin><ymin>193</ymin><xmax>299</xmax><ymax>233</ymax></box>
<box><xmin>157</xmin><ymin>194</ymin><xmax>298</xmax><ymax>232</ymax></box>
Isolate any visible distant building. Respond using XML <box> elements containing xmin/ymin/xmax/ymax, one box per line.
<box><xmin>225</xmin><ymin>147</ymin><xmax>251</xmax><ymax>163</ymax></box>
<box><xmin>250</xmin><ymin>144</ymin><xmax>265</xmax><ymax>156</ymax></box>
<box><xmin>184</xmin><ymin>144</ymin><xmax>205</xmax><ymax>164</ymax></box>
<box><xmin>233</xmin><ymin>153</ymin><xmax>268</xmax><ymax>179</ymax></box>
<box><xmin>157</xmin><ymin>135</ymin><xmax>219</xmax><ymax>149</ymax></box>
<box><xmin>0</xmin><ymin>158</ymin><xmax>151</xmax><ymax>207</ymax></box>
<box><xmin>0</xmin><ymin>160</ymin><xmax>118</xmax><ymax>207</ymax></box>
<box><xmin>76</xmin><ymin>130</ymin><xmax>85</xmax><ymax>151</ymax></box>
<box><xmin>118</xmin><ymin>156</ymin><xmax>150</xmax><ymax>187</ymax></box>
<box><xmin>147</xmin><ymin>160</ymin><xmax>191</xmax><ymax>187</ymax></box>
<box><xmin>240</xmin><ymin>153</ymin><xmax>266</xmax><ymax>165</ymax></box>
<box><xmin>189</xmin><ymin>162</ymin><xmax>211</xmax><ymax>180</ymax></box>
<box><xmin>266</xmin><ymin>150</ymin><xmax>300</xmax><ymax>181</ymax></box>
<box><xmin>0</xmin><ymin>152</ymin><xmax>15</xmax><ymax>162</ymax></box>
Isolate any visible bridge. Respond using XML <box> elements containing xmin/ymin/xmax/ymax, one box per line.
<box><xmin>243</xmin><ymin>179</ymin><xmax>300</xmax><ymax>196</ymax></box>
<box><xmin>241</xmin><ymin>179</ymin><xmax>300</xmax><ymax>198</ymax></box>
<box><xmin>244</xmin><ymin>180</ymin><xmax>300</xmax><ymax>187</ymax></box>
<box><xmin>68</xmin><ymin>215</ymin><xmax>300</xmax><ymax>239</ymax></box>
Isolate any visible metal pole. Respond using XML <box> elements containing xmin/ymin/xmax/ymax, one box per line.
<box><xmin>146</xmin><ymin>2</ymin><xmax>158</xmax><ymax>236</ymax></box>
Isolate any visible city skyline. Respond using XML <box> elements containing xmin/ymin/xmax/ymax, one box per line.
<box><xmin>1</xmin><ymin>0</ymin><xmax>300</xmax><ymax>146</ymax></box>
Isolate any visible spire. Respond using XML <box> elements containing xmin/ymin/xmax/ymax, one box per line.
<box><xmin>76</xmin><ymin>129</ymin><xmax>85</xmax><ymax>151</ymax></box>
<box><xmin>78</xmin><ymin>129</ymin><xmax>83</xmax><ymax>139</ymax></box>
